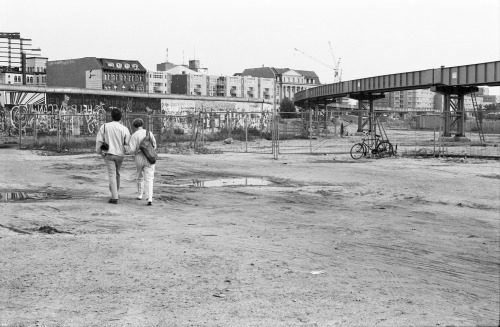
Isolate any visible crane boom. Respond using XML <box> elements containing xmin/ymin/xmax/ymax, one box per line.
<box><xmin>328</xmin><ymin>41</ymin><xmax>341</xmax><ymax>82</ymax></box>
<box><xmin>294</xmin><ymin>47</ymin><xmax>340</xmax><ymax>83</ymax></box>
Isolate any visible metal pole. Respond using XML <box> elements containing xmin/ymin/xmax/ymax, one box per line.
<box><xmin>34</xmin><ymin>113</ymin><xmax>38</xmax><ymax>146</ymax></box>
<box><xmin>57</xmin><ymin>114</ymin><xmax>60</xmax><ymax>149</ymax></box>
<box><xmin>18</xmin><ymin>108</ymin><xmax>22</xmax><ymax>149</ymax></box>
<box><xmin>245</xmin><ymin>113</ymin><xmax>248</xmax><ymax>153</ymax></box>
<box><xmin>309</xmin><ymin>108</ymin><xmax>313</xmax><ymax>153</ymax></box>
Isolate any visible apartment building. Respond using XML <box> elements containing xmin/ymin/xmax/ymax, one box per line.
<box><xmin>147</xmin><ymin>71</ymin><xmax>171</xmax><ymax>94</ymax></box>
<box><xmin>240</xmin><ymin>67</ymin><xmax>320</xmax><ymax>105</ymax></box>
<box><xmin>47</xmin><ymin>57</ymin><xmax>147</xmax><ymax>92</ymax></box>
<box><xmin>0</xmin><ymin>32</ymin><xmax>41</xmax><ymax>68</ymax></box>
<box><xmin>0</xmin><ymin>56</ymin><xmax>48</xmax><ymax>86</ymax></box>
<box><xmin>149</xmin><ymin>60</ymin><xmax>203</xmax><ymax>94</ymax></box>
<box><xmin>374</xmin><ymin>89</ymin><xmax>436</xmax><ymax>113</ymax></box>
<box><xmin>0</xmin><ymin>32</ymin><xmax>46</xmax><ymax>86</ymax></box>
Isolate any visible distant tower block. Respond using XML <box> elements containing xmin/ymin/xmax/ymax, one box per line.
<box><xmin>189</xmin><ymin>60</ymin><xmax>200</xmax><ymax>70</ymax></box>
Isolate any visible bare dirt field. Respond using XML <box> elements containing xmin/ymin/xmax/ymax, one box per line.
<box><xmin>0</xmin><ymin>146</ymin><xmax>499</xmax><ymax>327</ymax></box>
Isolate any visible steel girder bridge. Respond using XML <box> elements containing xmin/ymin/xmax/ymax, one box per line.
<box><xmin>293</xmin><ymin>61</ymin><xmax>500</xmax><ymax>138</ymax></box>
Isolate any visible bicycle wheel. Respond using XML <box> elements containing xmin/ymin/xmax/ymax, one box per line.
<box><xmin>350</xmin><ymin>143</ymin><xmax>365</xmax><ymax>159</ymax></box>
<box><xmin>376</xmin><ymin>142</ymin><xmax>388</xmax><ymax>157</ymax></box>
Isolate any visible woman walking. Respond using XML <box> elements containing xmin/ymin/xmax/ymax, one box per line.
<box><xmin>129</xmin><ymin>118</ymin><xmax>157</xmax><ymax>206</ymax></box>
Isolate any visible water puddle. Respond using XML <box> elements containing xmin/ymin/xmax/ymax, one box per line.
<box><xmin>0</xmin><ymin>192</ymin><xmax>72</xmax><ymax>202</ymax></box>
<box><xmin>192</xmin><ymin>178</ymin><xmax>271</xmax><ymax>188</ymax></box>
<box><xmin>163</xmin><ymin>178</ymin><xmax>272</xmax><ymax>188</ymax></box>
<box><xmin>1</xmin><ymin>192</ymin><xmax>49</xmax><ymax>202</ymax></box>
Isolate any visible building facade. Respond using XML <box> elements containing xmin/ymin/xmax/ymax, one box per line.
<box><xmin>240</xmin><ymin>67</ymin><xmax>321</xmax><ymax>105</ymax></box>
<box><xmin>47</xmin><ymin>57</ymin><xmax>147</xmax><ymax>92</ymax></box>
<box><xmin>0</xmin><ymin>32</ymin><xmax>41</xmax><ymax>68</ymax></box>
<box><xmin>0</xmin><ymin>32</ymin><xmax>46</xmax><ymax>86</ymax></box>
<box><xmin>169</xmin><ymin>73</ymin><xmax>275</xmax><ymax>101</ymax></box>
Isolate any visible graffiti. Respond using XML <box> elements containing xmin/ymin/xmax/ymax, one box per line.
<box><xmin>1</xmin><ymin>90</ymin><xmax>274</xmax><ymax>137</ymax></box>
<box><xmin>3</xmin><ymin>102</ymin><xmax>107</xmax><ymax>136</ymax></box>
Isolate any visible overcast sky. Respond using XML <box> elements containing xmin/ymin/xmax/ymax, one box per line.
<box><xmin>2</xmin><ymin>0</ymin><xmax>499</xmax><ymax>93</ymax></box>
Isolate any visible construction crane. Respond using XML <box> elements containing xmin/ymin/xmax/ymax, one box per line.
<box><xmin>328</xmin><ymin>41</ymin><xmax>342</xmax><ymax>83</ymax></box>
<box><xmin>294</xmin><ymin>46</ymin><xmax>341</xmax><ymax>83</ymax></box>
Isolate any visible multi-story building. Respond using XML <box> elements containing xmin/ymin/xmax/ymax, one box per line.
<box><xmin>0</xmin><ymin>32</ymin><xmax>41</xmax><ymax>68</ymax></box>
<box><xmin>147</xmin><ymin>71</ymin><xmax>171</xmax><ymax>94</ymax></box>
<box><xmin>170</xmin><ymin>73</ymin><xmax>276</xmax><ymax>101</ymax></box>
<box><xmin>240</xmin><ymin>67</ymin><xmax>321</xmax><ymax>105</ymax></box>
<box><xmin>149</xmin><ymin>60</ymin><xmax>203</xmax><ymax>94</ymax></box>
<box><xmin>0</xmin><ymin>57</ymin><xmax>48</xmax><ymax>86</ymax></box>
<box><xmin>171</xmin><ymin>74</ymin><xmax>208</xmax><ymax>96</ymax></box>
<box><xmin>0</xmin><ymin>32</ymin><xmax>46</xmax><ymax>86</ymax></box>
<box><xmin>47</xmin><ymin>57</ymin><xmax>147</xmax><ymax>92</ymax></box>
<box><xmin>375</xmin><ymin>89</ymin><xmax>435</xmax><ymax>113</ymax></box>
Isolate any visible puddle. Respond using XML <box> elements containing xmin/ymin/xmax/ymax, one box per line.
<box><xmin>1</xmin><ymin>192</ymin><xmax>49</xmax><ymax>202</ymax></box>
<box><xmin>192</xmin><ymin>178</ymin><xmax>271</xmax><ymax>188</ymax></box>
<box><xmin>163</xmin><ymin>178</ymin><xmax>272</xmax><ymax>188</ymax></box>
<box><xmin>0</xmin><ymin>192</ymin><xmax>72</xmax><ymax>202</ymax></box>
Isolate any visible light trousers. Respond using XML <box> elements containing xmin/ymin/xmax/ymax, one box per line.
<box><xmin>135</xmin><ymin>153</ymin><xmax>155</xmax><ymax>201</ymax></box>
<box><xmin>104</xmin><ymin>154</ymin><xmax>124</xmax><ymax>200</ymax></box>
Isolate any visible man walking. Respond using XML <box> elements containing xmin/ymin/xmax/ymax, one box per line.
<box><xmin>96</xmin><ymin>108</ymin><xmax>131</xmax><ymax>204</ymax></box>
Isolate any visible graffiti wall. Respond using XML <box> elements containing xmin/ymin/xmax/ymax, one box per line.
<box><xmin>0</xmin><ymin>91</ymin><xmax>274</xmax><ymax>137</ymax></box>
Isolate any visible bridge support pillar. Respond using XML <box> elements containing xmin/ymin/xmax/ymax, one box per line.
<box><xmin>431</xmin><ymin>85</ymin><xmax>478</xmax><ymax>138</ymax></box>
<box><xmin>347</xmin><ymin>93</ymin><xmax>385</xmax><ymax>134</ymax></box>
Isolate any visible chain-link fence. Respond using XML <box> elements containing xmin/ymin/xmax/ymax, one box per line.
<box><xmin>12</xmin><ymin>110</ymin><xmax>276</xmax><ymax>154</ymax></box>
<box><xmin>7</xmin><ymin>108</ymin><xmax>500</xmax><ymax>158</ymax></box>
<box><xmin>272</xmin><ymin>109</ymin><xmax>500</xmax><ymax>158</ymax></box>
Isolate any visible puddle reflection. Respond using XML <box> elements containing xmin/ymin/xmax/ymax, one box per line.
<box><xmin>1</xmin><ymin>192</ymin><xmax>48</xmax><ymax>202</ymax></box>
<box><xmin>192</xmin><ymin>178</ymin><xmax>271</xmax><ymax>188</ymax></box>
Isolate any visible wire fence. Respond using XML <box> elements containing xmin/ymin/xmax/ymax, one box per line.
<box><xmin>4</xmin><ymin>108</ymin><xmax>500</xmax><ymax>158</ymax></box>
<box><xmin>266</xmin><ymin>109</ymin><xmax>500</xmax><ymax>158</ymax></box>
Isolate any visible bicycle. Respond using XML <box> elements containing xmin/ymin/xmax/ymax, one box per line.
<box><xmin>350</xmin><ymin>134</ymin><xmax>397</xmax><ymax>159</ymax></box>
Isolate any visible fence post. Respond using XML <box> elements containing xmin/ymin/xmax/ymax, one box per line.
<box><xmin>18</xmin><ymin>108</ymin><xmax>22</xmax><ymax>149</ymax></box>
<box><xmin>57</xmin><ymin>114</ymin><xmax>61</xmax><ymax>149</ymax></box>
<box><xmin>34</xmin><ymin>113</ymin><xmax>38</xmax><ymax>146</ymax></box>
<box><xmin>245</xmin><ymin>113</ymin><xmax>248</xmax><ymax>153</ymax></box>
<box><xmin>309</xmin><ymin>109</ymin><xmax>313</xmax><ymax>153</ymax></box>
<box><xmin>201</xmin><ymin>110</ymin><xmax>205</xmax><ymax>148</ymax></box>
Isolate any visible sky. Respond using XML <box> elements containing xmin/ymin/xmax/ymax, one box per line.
<box><xmin>2</xmin><ymin>0</ymin><xmax>499</xmax><ymax>94</ymax></box>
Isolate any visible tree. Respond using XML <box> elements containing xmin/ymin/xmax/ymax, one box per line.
<box><xmin>484</xmin><ymin>103</ymin><xmax>499</xmax><ymax>111</ymax></box>
<box><xmin>279</xmin><ymin>97</ymin><xmax>297</xmax><ymax>119</ymax></box>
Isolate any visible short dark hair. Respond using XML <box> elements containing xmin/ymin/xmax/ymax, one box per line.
<box><xmin>111</xmin><ymin>108</ymin><xmax>122</xmax><ymax>121</ymax></box>
<box><xmin>132</xmin><ymin>118</ymin><xmax>144</xmax><ymax>128</ymax></box>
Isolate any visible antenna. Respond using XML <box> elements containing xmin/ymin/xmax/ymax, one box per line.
<box><xmin>166</xmin><ymin>48</ymin><xmax>168</xmax><ymax>63</ymax></box>
<box><xmin>182</xmin><ymin>51</ymin><xmax>185</xmax><ymax>65</ymax></box>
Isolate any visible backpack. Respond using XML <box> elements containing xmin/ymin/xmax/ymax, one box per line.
<box><xmin>139</xmin><ymin>128</ymin><xmax>157</xmax><ymax>164</ymax></box>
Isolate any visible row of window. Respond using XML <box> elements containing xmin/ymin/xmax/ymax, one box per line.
<box><xmin>26</xmin><ymin>67</ymin><xmax>46</xmax><ymax>73</ymax></box>
<box><xmin>103</xmin><ymin>84</ymin><xmax>144</xmax><ymax>91</ymax></box>
<box><xmin>6</xmin><ymin>74</ymin><xmax>46</xmax><ymax>84</ymax></box>
<box><xmin>104</xmin><ymin>73</ymin><xmax>144</xmax><ymax>82</ymax></box>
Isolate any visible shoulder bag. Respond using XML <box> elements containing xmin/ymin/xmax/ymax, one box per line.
<box><xmin>100</xmin><ymin>123</ymin><xmax>109</xmax><ymax>151</ymax></box>
<box><xmin>139</xmin><ymin>128</ymin><xmax>157</xmax><ymax>164</ymax></box>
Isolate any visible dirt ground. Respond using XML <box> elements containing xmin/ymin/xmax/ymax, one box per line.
<box><xmin>0</xmin><ymin>146</ymin><xmax>499</xmax><ymax>327</ymax></box>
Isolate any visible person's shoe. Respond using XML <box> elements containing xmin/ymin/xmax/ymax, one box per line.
<box><xmin>108</xmin><ymin>199</ymin><xmax>118</xmax><ymax>204</ymax></box>
<box><xmin>136</xmin><ymin>197</ymin><xmax>142</xmax><ymax>200</ymax></box>
<box><xmin>147</xmin><ymin>201</ymin><xmax>152</xmax><ymax>206</ymax></box>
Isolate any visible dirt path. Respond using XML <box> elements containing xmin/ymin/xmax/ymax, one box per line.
<box><xmin>0</xmin><ymin>148</ymin><xmax>499</xmax><ymax>326</ymax></box>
